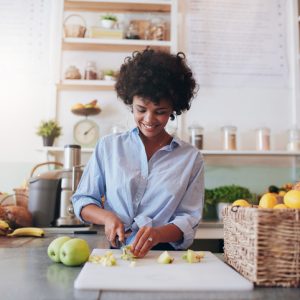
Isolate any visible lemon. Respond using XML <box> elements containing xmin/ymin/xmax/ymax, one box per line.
<box><xmin>259</xmin><ymin>193</ymin><xmax>277</xmax><ymax>208</ymax></box>
<box><xmin>232</xmin><ymin>199</ymin><xmax>250</xmax><ymax>207</ymax></box>
<box><xmin>283</xmin><ymin>190</ymin><xmax>300</xmax><ymax>208</ymax></box>
<box><xmin>278</xmin><ymin>190</ymin><xmax>286</xmax><ymax>197</ymax></box>
<box><xmin>273</xmin><ymin>204</ymin><xmax>288</xmax><ymax>209</ymax></box>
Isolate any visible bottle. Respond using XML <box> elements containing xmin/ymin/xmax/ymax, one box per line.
<box><xmin>188</xmin><ymin>125</ymin><xmax>204</xmax><ymax>149</ymax></box>
<box><xmin>84</xmin><ymin>61</ymin><xmax>97</xmax><ymax>80</ymax></box>
<box><xmin>256</xmin><ymin>127</ymin><xmax>270</xmax><ymax>151</ymax></box>
<box><xmin>222</xmin><ymin>126</ymin><xmax>237</xmax><ymax>150</ymax></box>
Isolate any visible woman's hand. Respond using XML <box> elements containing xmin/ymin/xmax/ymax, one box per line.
<box><xmin>103</xmin><ymin>211</ymin><xmax>125</xmax><ymax>247</ymax></box>
<box><xmin>131</xmin><ymin>226</ymin><xmax>160</xmax><ymax>258</ymax></box>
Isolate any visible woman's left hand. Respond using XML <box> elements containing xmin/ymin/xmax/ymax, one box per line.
<box><xmin>131</xmin><ymin>226</ymin><xmax>160</xmax><ymax>258</ymax></box>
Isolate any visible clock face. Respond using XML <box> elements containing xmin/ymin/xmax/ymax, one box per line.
<box><xmin>73</xmin><ymin>119</ymin><xmax>99</xmax><ymax>147</ymax></box>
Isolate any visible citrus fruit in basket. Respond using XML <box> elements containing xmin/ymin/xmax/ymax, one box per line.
<box><xmin>283</xmin><ymin>190</ymin><xmax>300</xmax><ymax>208</ymax></box>
<box><xmin>273</xmin><ymin>203</ymin><xmax>288</xmax><ymax>209</ymax></box>
<box><xmin>232</xmin><ymin>199</ymin><xmax>250</xmax><ymax>207</ymax></box>
<box><xmin>259</xmin><ymin>193</ymin><xmax>277</xmax><ymax>208</ymax></box>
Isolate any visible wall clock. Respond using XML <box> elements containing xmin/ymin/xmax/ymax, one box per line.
<box><xmin>73</xmin><ymin>118</ymin><xmax>99</xmax><ymax>148</ymax></box>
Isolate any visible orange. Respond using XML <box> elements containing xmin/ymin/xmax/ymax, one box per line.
<box><xmin>283</xmin><ymin>190</ymin><xmax>300</xmax><ymax>208</ymax></box>
<box><xmin>273</xmin><ymin>204</ymin><xmax>288</xmax><ymax>209</ymax></box>
<box><xmin>232</xmin><ymin>199</ymin><xmax>250</xmax><ymax>207</ymax></box>
<box><xmin>259</xmin><ymin>193</ymin><xmax>277</xmax><ymax>208</ymax></box>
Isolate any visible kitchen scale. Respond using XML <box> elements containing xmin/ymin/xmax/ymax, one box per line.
<box><xmin>71</xmin><ymin>100</ymin><xmax>101</xmax><ymax>148</ymax></box>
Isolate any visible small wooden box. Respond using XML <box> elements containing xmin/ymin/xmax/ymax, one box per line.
<box><xmin>89</xmin><ymin>27</ymin><xmax>123</xmax><ymax>39</ymax></box>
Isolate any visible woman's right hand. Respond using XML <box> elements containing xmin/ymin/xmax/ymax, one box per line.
<box><xmin>103</xmin><ymin>210</ymin><xmax>125</xmax><ymax>247</ymax></box>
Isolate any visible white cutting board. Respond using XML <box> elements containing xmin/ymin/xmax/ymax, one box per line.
<box><xmin>74</xmin><ymin>249</ymin><xmax>253</xmax><ymax>291</ymax></box>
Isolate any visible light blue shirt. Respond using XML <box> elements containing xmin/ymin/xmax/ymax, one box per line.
<box><xmin>72</xmin><ymin>127</ymin><xmax>204</xmax><ymax>249</ymax></box>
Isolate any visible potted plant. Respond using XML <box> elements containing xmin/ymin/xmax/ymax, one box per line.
<box><xmin>100</xmin><ymin>14</ymin><xmax>117</xmax><ymax>29</ymax></box>
<box><xmin>103</xmin><ymin>69</ymin><xmax>116</xmax><ymax>81</ymax></box>
<box><xmin>204</xmin><ymin>185</ymin><xmax>253</xmax><ymax>220</ymax></box>
<box><xmin>36</xmin><ymin>119</ymin><xmax>62</xmax><ymax>146</ymax></box>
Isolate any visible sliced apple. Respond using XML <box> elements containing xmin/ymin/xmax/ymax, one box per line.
<box><xmin>157</xmin><ymin>251</ymin><xmax>174</xmax><ymax>264</ymax></box>
<box><xmin>182</xmin><ymin>249</ymin><xmax>204</xmax><ymax>263</ymax></box>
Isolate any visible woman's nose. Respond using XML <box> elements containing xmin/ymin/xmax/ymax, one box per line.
<box><xmin>144</xmin><ymin>112</ymin><xmax>155</xmax><ymax>123</ymax></box>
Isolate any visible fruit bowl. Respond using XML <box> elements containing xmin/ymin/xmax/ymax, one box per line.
<box><xmin>71</xmin><ymin>107</ymin><xmax>101</xmax><ymax>116</ymax></box>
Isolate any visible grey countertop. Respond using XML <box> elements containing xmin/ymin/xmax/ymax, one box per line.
<box><xmin>0</xmin><ymin>227</ymin><xmax>299</xmax><ymax>300</ymax></box>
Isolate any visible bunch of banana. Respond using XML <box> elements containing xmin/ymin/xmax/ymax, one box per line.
<box><xmin>0</xmin><ymin>220</ymin><xmax>10</xmax><ymax>236</ymax></box>
<box><xmin>7</xmin><ymin>227</ymin><xmax>45</xmax><ymax>237</ymax></box>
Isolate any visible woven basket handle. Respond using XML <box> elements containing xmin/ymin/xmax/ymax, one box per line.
<box><xmin>63</xmin><ymin>14</ymin><xmax>87</xmax><ymax>27</ymax></box>
<box><xmin>30</xmin><ymin>161</ymin><xmax>63</xmax><ymax>178</ymax></box>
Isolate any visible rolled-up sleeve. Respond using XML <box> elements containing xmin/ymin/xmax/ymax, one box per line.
<box><xmin>169</xmin><ymin>156</ymin><xmax>204</xmax><ymax>249</ymax></box>
<box><xmin>72</xmin><ymin>139</ymin><xmax>105</xmax><ymax>223</ymax></box>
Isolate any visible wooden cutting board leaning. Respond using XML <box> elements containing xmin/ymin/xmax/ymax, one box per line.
<box><xmin>74</xmin><ymin>250</ymin><xmax>253</xmax><ymax>291</ymax></box>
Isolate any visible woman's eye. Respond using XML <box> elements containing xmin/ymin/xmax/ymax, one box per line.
<box><xmin>156</xmin><ymin>111</ymin><xmax>167</xmax><ymax>115</ymax></box>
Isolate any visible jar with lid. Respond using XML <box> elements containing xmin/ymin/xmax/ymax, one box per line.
<box><xmin>287</xmin><ymin>128</ymin><xmax>300</xmax><ymax>151</ymax></box>
<box><xmin>256</xmin><ymin>127</ymin><xmax>270</xmax><ymax>151</ymax></box>
<box><xmin>188</xmin><ymin>125</ymin><xmax>203</xmax><ymax>149</ymax></box>
<box><xmin>221</xmin><ymin>126</ymin><xmax>237</xmax><ymax>150</ymax></box>
<box><xmin>84</xmin><ymin>61</ymin><xmax>97</xmax><ymax>80</ymax></box>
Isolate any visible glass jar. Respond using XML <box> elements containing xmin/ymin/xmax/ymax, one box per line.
<box><xmin>222</xmin><ymin>126</ymin><xmax>237</xmax><ymax>150</ymax></box>
<box><xmin>287</xmin><ymin>128</ymin><xmax>300</xmax><ymax>151</ymax></box>
<box><xmin>84</xmin><ymin>61</ymin><xmax>97</xmax><ymax>80</ymax></box>
<box><xmin>188</xmin><ymin>125</ymin><xmax>203</xmax><ymax>149</ymax></box>
<box><xmin>256</xmin><ymin>127</ymin><xmax>270</xmax><ymax>151</ymax></box>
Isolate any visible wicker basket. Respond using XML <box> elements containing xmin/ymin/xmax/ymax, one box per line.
<box><xmin>223</xmin><ymin>206</ymin><xmax>300</xmax><ymax>287</ymax></box>
<box><xmin>64</xmin><ymin>14</ymin><xmax>86</xmax><ymax>38</ymax></box>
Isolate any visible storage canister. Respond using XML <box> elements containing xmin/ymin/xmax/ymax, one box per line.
<box><xmin>222</xmin><ymin>126</ymin><xmax>237</xmax><ymax>150</ymax></box>
<box><xmin>256</xmin><ymin>127</ymin><xmax>270</xmax><ymax>151</ymax></box>
<box><xmin>188</xmin><ymin>125</ymin><xmax>203</xmax><ymax>149</ymax></box>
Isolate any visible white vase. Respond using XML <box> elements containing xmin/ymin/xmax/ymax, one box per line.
<box><xmin>101</xmin><ymin>19</ymin><xmax>115</xmax><ymax>29</ymax></box>
<box><xmin>217</xmin><ymin>202</ymin><xmax>230</xmax><ymax>221</ymax></box>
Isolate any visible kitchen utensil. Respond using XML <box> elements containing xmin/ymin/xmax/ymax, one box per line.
<box><xmin>74</xmin><ymin>250</ymin><xmax>253</xmax><ymax>291</ymax></box>
<box><xmin>28</xmin><ymin>145</ymin><xmax>84</xmax><ymax>227</ymax></box>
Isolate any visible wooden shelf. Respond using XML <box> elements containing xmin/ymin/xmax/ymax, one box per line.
<box><xmin>58</xmin><ymin>79</ymin><xmax>115</xmax><ymax>90</ymax></box>
<box><xmin>201</xmin><ymin>150</ymin><xmax>300</xmax><ymax>156</ymax></box>
<box><xmin>62</xmin><ymin>37</ymin><xmax>171</xmax><ymax>51</ymax></box>
<box><xmin>38</xmin><ymin>147</ymin><xmax>300</xmax><ymax>156</ymax></box>
<box><xmin>37</xmin><ymin>146</ymin><xmax>94</xmax><ymax>155</ymax></box>
<box><xmin>64</xmin><ymin>0</ymin><xmax>172</xmax><ymax>13</ymax></box>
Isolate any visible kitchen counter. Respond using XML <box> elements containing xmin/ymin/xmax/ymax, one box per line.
<box><xmin>0</xmin><ymin>227</ymin><xmax>299</xmax><ymax>300</ymax></box>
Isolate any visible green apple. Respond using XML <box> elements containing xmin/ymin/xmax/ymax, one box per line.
<box><xmin>157</xmin><ymin>251</ymin><xmax>174</xmax><ymax>264</ymax></box>
<box><xmin>47</xmin><ymin>236</ymin><xmax>71</xmax><ymax>263</ymax></box>
<box><xmin>59</xmin><ymin>238</ymin><xmax>90</xmax><ymax>267</ymax></box>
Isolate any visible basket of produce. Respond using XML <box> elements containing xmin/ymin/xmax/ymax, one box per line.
<box><xmin>64</xmin><ymin>14</ymin><xmax>86</xmax><ymax>38</ymax></box>
<box><xmin>223</xmin><ymin>189</ymin><xmax>300</xmax><ymax>287</ymax></box>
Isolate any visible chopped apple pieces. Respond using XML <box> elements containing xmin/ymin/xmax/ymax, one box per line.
<box><xmin>157</xmin><ymin>251</ymin><xmax>174</xmax><ymax>264</ymax></box>
<box><xmin>120</xmin><ymin>245</ymin><xmax>136</xmax><ymax>261</ymax></box>
<box><xmin>182</xmin><ymin>249</ymin><xmax>205</xmax><ymax>263</ymax></box>
<box><xmin>89</xmin><ymin>251</ymin><xmax>117</xmax><ymax>266</ymax></box>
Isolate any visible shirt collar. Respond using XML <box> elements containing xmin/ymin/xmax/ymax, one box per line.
<box><xmin>131</xmin><ymin>127</ymin><xmax>181</xmax><ymax>150</ymax></box>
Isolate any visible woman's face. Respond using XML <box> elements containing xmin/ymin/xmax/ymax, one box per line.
<box><xmin>132</xmin><ymin>96</ymin><xmax>173</xmax><ymax>139</ymax></box>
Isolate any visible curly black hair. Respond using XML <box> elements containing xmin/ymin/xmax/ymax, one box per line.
<box><xmin>115</xmin><ymin>48</ymin><xmax>198</xmax><ymax>119</ymax></box>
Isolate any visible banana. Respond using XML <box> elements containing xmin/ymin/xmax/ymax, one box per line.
<box><xmin>0</xmin><ymin>229</ymin><xmax>7</xmax><ymax>236</ymax></box>
<box><xmin>0</xmin><ymin>220</ymin><xmax>10</xmax><ymax>231</ymax></box>
<box><xmin>7</xmin><ymin>227</ymin><xmax>45</xmax><ymax>237</ymax></box>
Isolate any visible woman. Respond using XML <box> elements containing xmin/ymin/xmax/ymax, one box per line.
<box><xmin>72</xmin><ymin>48</ymin><xmax>204</xmax><ymax>258</ymax></box>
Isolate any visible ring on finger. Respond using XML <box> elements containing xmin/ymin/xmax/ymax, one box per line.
<box><xmin>148</xmin><ymin>237</ymin><xmax>153</xmax><ymax>242</ymax></box>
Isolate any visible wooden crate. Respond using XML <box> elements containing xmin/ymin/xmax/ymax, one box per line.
<box><xmin>223</xmin><ymin>206</ymin><xmax>300</xmax><ymax>287</ymax></box>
